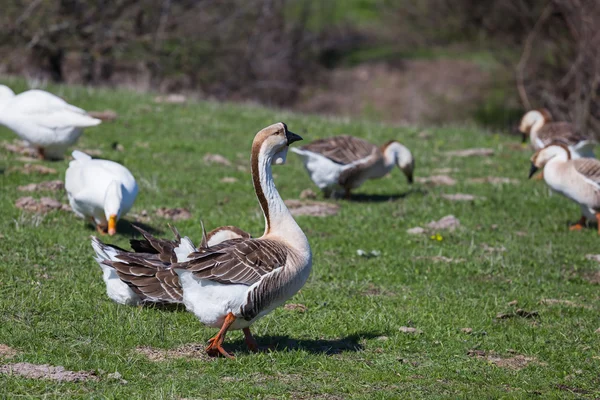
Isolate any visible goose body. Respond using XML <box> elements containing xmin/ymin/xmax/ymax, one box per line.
<box><xmin>291</xmin><ymin>135</ymin><xmax>414</xmax><ymax>197</ymax></box>
<box><xmin>66</xmin><ymin>151</ymin><xmax>138</xmax><ymax>235</ymax></box>
<box><xmin>91</xmin><ymin>123</ymin><xmax>310</xmax><ymax>358</ymax></box>
<box><xmin>0</xmin><ymin>85</ymin><xmax>101</xmax><ymax>159</ymax></box>
<box><xmin>519</xmin><ymin>110</ymin><xmax>595</xmax><ymax>159</ymax></box>
<box><xmin>530</xmin><ymin>143</ymin><xmax>600</xmax><ymax>233</ymax></box>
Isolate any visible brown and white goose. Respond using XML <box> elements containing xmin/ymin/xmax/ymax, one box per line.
<box><xmin>91</xmin><ymin>224</ymin><xmax>251</xmax><ymax>305</ymax></box>
<box><xmin>529</xmin><ymin>142</ymin><xmax>600</xmax><ymax>233</ymax></box>
<box><xmin>291</xmin><ymin>135</ymin><xmax>414</xmax><ymax>198</ymax></box>
<box><xmin>92</xmin><ymin>123</ymin><xmax>311</xmax><ymax>358</ymax></box>
<box><xmin>519</xmin><ymin>109</ymin><xmax>595</xmax><ymax>158</ymax></box>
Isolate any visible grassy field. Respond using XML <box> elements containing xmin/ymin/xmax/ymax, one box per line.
<box><xmin>0</xmin><ymin>79</ymin><xmax>599</xmax><ymax>399</ymax></box>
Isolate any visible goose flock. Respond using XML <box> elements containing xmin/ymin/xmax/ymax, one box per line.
<box><xmin>1</xmin><ymin>83</ymin><xmax>599</xmax><ymax>359</ymax></box>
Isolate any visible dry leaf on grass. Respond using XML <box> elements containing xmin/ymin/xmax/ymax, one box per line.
<box><xmin>585</xmin><ymin>254</ymin><xmax>600</xmax><ymax>263</ymax></box>
<box><xmin>88</xmin><ymin>109</ymin><xmax>118</xmax><ymax>121</ymax></box>
<box><xmin>284</xmin><ymin>200</ymin><xmax>339</xmax><ymax>217</ymax></box>
<box><xmin>467</xmin><ymin>177</ymin><xmax>519</xmax><ymax>185</ymax></box>
<box><xmin>446</xmin><ymin>148</ymin><xmax>494</xmax><ymax>157</ymax></box>
<box><xmin>407</xmin><ymin>227</ymin><xmax>426</xmax><ymax>235</ymax></box>
<box><xmin>461</xmin><ymin>328</ymin><xmax>473</xmax><ymax>334</ymax></box>
<box><xmin>15</xmin><ymin>197</ymin><xmax>70</xmax><ymax>214</ymax></box>
<box><xmin>203</xmin><ymin>153</ymin><xmax>232</xmax><ymax>166</ymax></box>
<box><xmin>300</xmin><ymin>188</ymin><xmax>317</xmax><ymax>199</ymax></box>
<box><xmin>10</xmin><ymin>164</ymin><xmax>57</xmax><ymax>175</ymax></box>
<box><xmin>399</xmin><ymin>326</ymin><xmax>423</xmax><ymax>334</ymax></box>
<box><xmin>442</xmin><ymin>193</ymin><xmax>483</xmax><ymax>201</ymax></box>
<box><xmin>154</xmin><ymin>94</ymin><xmax>187</xmax><ymax>104</ymax></box>
<box><xmin>416</xmin><ymin>175</ymin><xmax>457</xmax><ymax>186</ymax></box>
<box><xmin>284</xmin><ymin>303</ymin><xmax>307</xmax><ymax>313</ymax></box>
<box><xmin>17</xmin><ymin>180</ymin><xmax>64</xmax><ymax>192</ymax></box>
<box><xmin>136</xmin><ymin>344</ymin><xmax>211</xmax><ymax>362</ymax></box>
<box><xmin>156</xmin><ymin>207</ymin><xmax>192</xmax><ymax>221</ymax></box>
<box><xmin>0</xmin><ymin>345</ymin><xmax>18</xmax><ymax>359</ymax></box>
<box><xmin>427</xmin><ymin>215</ymin><xmax>460</xmax><ymax>231</ymax></box>
<box><xmin>0</xmin><ymin>363</ymin><xmax>98</xmax><ymax>382</ymax></box>
<box><xmin>220</xmin><ymin>177</ymin><xmax>238</xmax><ymax>183</ymax></box>
<box><xmin>508</xmin><ymin>300</ymin><xmax>518</xmax><ymax>307</ymax></box>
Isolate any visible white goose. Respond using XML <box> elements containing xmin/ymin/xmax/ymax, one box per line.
<box><xmin>519</xmin><ymin>109</ymin><xmax>595</xmax><ymax>158</ymax></box>
<box><xmin>0</xmin><ymin>85</ymin><xmax>101</xmax><ymax>159</ymax></box>
<box><xmin>91</xmin><ymin>224</ymin><xmax>251</xmax><ymax>306</ymax></box>
<box><xmin>66</xmin><ymin>150</ymin><xmax>138</xmax><ymax>235</ymax></box>
<box><xmin>291</xmin><ymin>135</ymin><xmax>414</xmax><ymax>198</ymax></box>
<box><xmin>92</xmin><ymin>123</ymin><xmax>310</xmax><ymax>358</ymax></box>
<box><xmin>529</xmin><ymin>142</ymin><xmax>600</xmax><ymax>233</ymax></box>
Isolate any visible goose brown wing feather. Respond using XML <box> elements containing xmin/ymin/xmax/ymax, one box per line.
<box><xmin>573</xmin><ymin>158</ymin><xmax>600</xmax><ymax>185</ymax></box>
<box><xmin>176</xmin><ymin>238</ymin><xmax>288</xmax><ymax>286</ymax></box>
<box><xmin>537</xmin><ymin>122</ymin><xmax>588</xmax><ymax>146</ymax></box>
<box><xmin>301</xmin><ymin>135</ymin><xmax>379</xmax><ymax>165</ymax></box>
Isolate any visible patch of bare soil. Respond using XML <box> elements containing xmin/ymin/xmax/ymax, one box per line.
<box><xmin>495</xmin><ymin>309</ymin><xmax>539</xmax><ymax>320</ymax></box>
<box><xmin>203</xmin><ymin>153</ymin><xmax>232</xmax><ymax>166</ymax></box>
<box><xmin>284</xmin><ymin>303</ymin><xmax>307</xmax><ymax>313</ymax></box>
<box><xmin>399</xmin><ymin>326</ymin><xmax>423</xmax><ymax>334</ymax></box>
<box><xmin>467</xmin><ymin>177</ymin><xmax>519</xmax><ymax>185</ymax></box>
<box><xmin>361</xmin><ymin>283</ymin><xmax>396</xmax><ymax>297</ymax></box>
<box><xmin>88</xmin><ymin>109</ymin><xmax>118</xmax><ymax>121</ymax></box>
<box><xmin>427</xmin><ymin>215</ymin><xmax>461</xmax><ymax>231</ymax></box>
<box><xmin>10</xmin><ymin>164</ymin><xmax>57</xmax><ymax>175</ymax></box>
<box><xmin>15</xmin><ymin>197</ymin><xmax>70</xmax><ymax>213</ymax></box>
<box><xmin>413</xmin><ymin>256</ymin><xmax>465</xmax><ymax>263</ymax></box>
<box><xmin>442</xmin><ymin>193</ymin><xmax>483</xmax><ymax>201</ymax></box>
<box><xmin>0</xmin><ymin>363</ymin><xmax>98</xmax><ymax>382</ymax></box>
<box><xmin>446</xmin><ymin>148</ymin><xmax>495</xmax><ymax>157</ymax></box>
<box><xmin>131</xmin><ymin>209</ymin><xmax>151</xmax><ymax>223</ymax></box>
<box><xmin>156</xmin><ymin>207</ymin><xmax>192</xmax><ymax>221</ymax></box>
<box><xmin>585</xmin><ymin>254</ymin><xmax>600</xmax><ymax>263</ymax></box>
<box><xmin>17</xmin><ymin>180</ymin><xmax>64</xmax><ymax>192</ymax></box>
<box><xmin>1</xmin><ymin>140</ymin><xmax>37</xmax><ymax>157</ymax></box>
<box><xmin>220</xmin><ymin>177</ymin><xmax>237</xmax><ymax>183</ymax></box>
<box><xmin>284</xmin><ymin>200</ymin><xmax>339</xmax><ymax>217</ymax></box>
<box><xmin>415</xmin><ymin>175</ymin><xmax>456</xmax><ymax>186</ymax></box>
<box><xmin>299</xmin><ymin>188</ymin><xmax>317</xmax><ymax>199</ymax></box>
<box><xmin>136</xmin><ymin>344</ymin><xmax>211</xmax><ymax>362</ymax></box>
<box><xmin>0</xmin><ymin>344</ymin><xmax>18</xmax><ymax>359</ymax></box>
<box><xmin>539</xmin><ymin>298</ymin><xmax>591</xmax><ymax>309</ymax></box>
<box><xmin>468</xmin><ymin>350</ymin><xmax>544</xmax><ymax>370</ymax></box>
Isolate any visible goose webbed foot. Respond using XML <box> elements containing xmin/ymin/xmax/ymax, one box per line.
<box><xmin>243</xmin><ymin>327</ymin><xmax>259</xmax><ymax>352</ymax></box>
<box><xmin>569</xmin><ymin>216</ymin><xmax>586</xmax><ymax>231</ymax></box>
<box><xmin>205</xmin><ymin>312</ymin><xmax>236</xmax><ymax>359</ymax></box>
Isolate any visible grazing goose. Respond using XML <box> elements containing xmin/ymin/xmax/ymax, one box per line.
<box><xmin>291</xmin><ymin>135</ymin><xmax>414</xmax><ymax>198</ymax></box>
<box><xmin>92</xmin><ymin>123</ymin><xmax>310</xmax><ymax>358</ymax></box>
<box><xmin>91</xmin><ymin>224</ymin><xmax>251</xmax><ymax>306</ymax></box>
<box><xmin>0</xmin><ymin>85</ymin><xmax>101</xmax><ymax>160</ymax></box>
<box><xmin>66</xmin><ymin>150</ymin><xmax>138</xmax><ymax>235</ymax></box>
<box><xmin>519</xmin><ymin>109</ymin><xmax>595</xmax><ymax>158</ymax></box>
<box><xmin>529</xmin><ymin>142</ymin><xmax>600</xmax><ymax>233</ymax></box>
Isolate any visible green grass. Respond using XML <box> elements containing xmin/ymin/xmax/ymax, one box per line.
<box><xmin>1</xmin><ymin>79</ymin><xmax>599</xmax><ymax>399</ymax></box>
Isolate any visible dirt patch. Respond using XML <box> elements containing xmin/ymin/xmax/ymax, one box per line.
<box><xmin>88</xmin><ymin>109</ymin><xmax>118</xmax><ymax>121</ymax></box>
<box><xmin>539</xmin><ymin>298</ymin><xmax>591</xmax><ymax>309</ymax></box>
<box><xmin>136</xmin><ymin>344</ymin><xmax>211</xmax><ymax>362</ymax></box>
<box><xmin>446</xmin><ymin>148</ymin><xmax>495</xmax><ymax>157</ymax></box>
<box><xmin>220</xmin><ymin>177</ymin><xmax>237</xmax><ymax>183</ymax></box>
<box><xmin>0</xmin><ymin>363</ymin><xmax>98</xmax><ymax>382</ymax></box>
<box><xmin>15</xmin><ymin>197</ymin><xmax>70</xmax><ymax>214</ymax></box>
<box><xmin>17</xmin><ymin>180</ymin><xmax>64</xmax><ymax>192</ymax></box>
<box><xmin>284</xmin><ymin>200</ymin><xmax>339</xmax><ymax>217</ymax></box>
<box><xmin>442</xmin><ymin>193</ymin><xmax>483</xmax><ymax>201</ymax></box>
<box><xmin>556</xmin><ymin>384</ymin><xmax>591</xmax><ymax>395</ymax></box>
<box><xmin>156</xmin><ymin>207</ymin><xmax>192</xmax><ymax>221</ymax></box>
<box><xmin>415</xmin><ymin>175</ymin><xmax>456</xmax><ymax>186</ymax></box>
<box><xmin>427</xmin><ymin>215</ymin><xmax>460</xmax><ymax>231</ymax></box>
<box><xmin>0</xmin><ymin>344</ymin><xmax>18</xmax><ymax>359</ymax></box>
<box><xmin>284</xmin><ymin>303</ymin><xmax>307</xmax><ymax>313</ymax></box>
<box><xmin>468</xmin><ymin>350</ymin><xmax>544</xmax><ymax>370</ymax></box>
<box><xmin>203</xmin><ymin>153</ymin><xmax>231</xmax><ymax>166</ymax></box>
<box><xmin>361</xmin><ymin>283</ymin><xmax>396</xmax><ymax>297</ymax></box>
<box><xmin>1</xmin><ymin>140</ymin><xmax>37</xmax><ymax>157</ymax></box>
<box><xmin>300</xmin><ymin>188</ymin><xmax>317</xmax><ymax>199</ymax></box>
<box><xmin>495</xmin><ymin>309</ymin><xmax>539</xmax><ymax>320</ymax></box>
<box><xmin>10</xmin><ymin>164</ymin><xmax>57</xmax><ymax>175</ymax></box>
<box><xmin>413</xmin><ymin>256</ymin><xmax>465</xmax><ymax>263</ymax></box>
<box><xmin>399</xmin><ymin>326</ymin><xmax>423</xmax><ymax>334</ymax></box>
<box><xmin>467</xmin><ymin>177</ymin><xmax>519</xmax><ymax>185</ymax></box>
<box><xmin>131</xmin><ymin>209</ymin><xmax>151</xmax><ymax>223</ymax></box>
<box><xmin>585</xmin><ymin>254</ymin><xmax>600</xmax><ymax>263</ymax></box>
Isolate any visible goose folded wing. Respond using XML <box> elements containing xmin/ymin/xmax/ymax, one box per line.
<box><xmin>177</xmin><ymin>239</ymin><xmax>288</xmax><ymax>286</ymax></box>
<box><xmin>573</xmin><ymin>158</ymin><xmax>600</xmax><ymax>188</ymax></box>
<box><xmin>301</xmin><ymin>135</ymin><xmax>378</xmax><ymax>165</ymax></box>
<box><xmin>538</xmin><ymin>122</ymin><xmax>588</xmax><ymax>146</ymax></box>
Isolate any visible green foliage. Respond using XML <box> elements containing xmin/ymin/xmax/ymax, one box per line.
<box><xmin>0</xmin><ymin>80</ymin><xmax>599</xmax><ymax>398</ymax></box>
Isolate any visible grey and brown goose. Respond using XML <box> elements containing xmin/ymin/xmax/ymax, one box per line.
<box><xmin>92</xmin><ymin>123</ymin><xmax>311</xmax><ymax>359</ymax></box>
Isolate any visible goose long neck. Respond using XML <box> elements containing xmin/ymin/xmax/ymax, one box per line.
<box><xmin>251</xmin><ymin>147</ymin><xmax>298</xmax><ymax>237</ymax></box>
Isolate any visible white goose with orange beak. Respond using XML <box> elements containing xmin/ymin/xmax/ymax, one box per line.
<box><xmin>91</xmin><ymin>123</ymin><xmax>311</xmax><ymax>359</ymax></box>
<box><xmin>66</xmin><ymin>150</ymin><xmax>138</xmax><ymax>235</ymax></box>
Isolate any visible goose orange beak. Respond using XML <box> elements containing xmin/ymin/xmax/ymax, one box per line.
<box><xmin>108</xmin><ymin>215</ymin><xmax>117</xmax><ymax>235</ymax></box>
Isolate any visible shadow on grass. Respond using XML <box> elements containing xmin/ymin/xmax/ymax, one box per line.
<box><xmin>348</xmin><ymin>188</ymin><xmax>426</xmax><ymax>203</ymax></box>
<box><xmin>230</xmin><ymin>332</ymin><xmax>383</xmax><ymax>355</ymax></box>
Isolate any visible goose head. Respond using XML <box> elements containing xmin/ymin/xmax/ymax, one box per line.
<box><xmin>383</xmin><ymin>141</ymin><xmax>415</xmax><ymax>184</ymax></box>
<box><xmin>519</xmin><ymin>109</ymin><xmax>551</xmax><ymax>143</ymax></box>
<box><xmin>0</xmin><ymin>85</ymin><xmax>15</xmax><ymax>108</ymax></box>
<box><xmin>252</xmin><ymin>122</ymin><xmax>302</xmax><ymax>165</ymax></box>
<box><xmin>104</xmin><ymin>180</ymin><xmax>124</xmax><ymax>235</ymax></box>
<box><xmin>529</xmin><ymin>142</ymin><xmax>571</xmax><ymax>178</ymax></box>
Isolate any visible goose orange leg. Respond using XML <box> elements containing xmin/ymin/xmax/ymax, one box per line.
<box><xmin>596</xmin><ymin>213</ymin><xmax>600</xmax><ymax>235</ymax></box>
<box><xmin>36</xmin><ymin>147</ymin><xmax>45</xmax><ymax>160</ymax></box>
<box><xmin>569</xmin><ymin>216</ymin><xmax>586</xmax><ymax>231</ymax></box>
<box><xmin>243</xmin><ymin>327</ymin><xmax>259</xmax><ymax>352</ymax></box>
<box><xmin>206</xmin><ymin>312</ymin><xmax>236</xmax><ymax>359</ymax></box>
